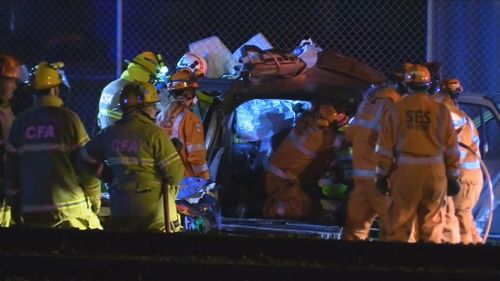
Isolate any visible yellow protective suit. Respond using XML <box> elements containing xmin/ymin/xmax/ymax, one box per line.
<box><xmin>342</xmin><ymin>86</ymin><xmax>402</xmax><ymax>240</ymax></box>
<box><xmin>376</xmin><ymin>92</ymin><xmax>460</xmax><ymax>243</ymax></box>
<box><xmin>263</xmin><ymin>112</ymin><xmax>342</xmax><ymax>220</ymax></box>
<box><xmin>435</xmin><ymin>94</ymin><xmax>484</xmax><ymax>244</ymax></box>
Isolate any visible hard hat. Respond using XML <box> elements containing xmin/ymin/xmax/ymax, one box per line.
<box><xmin>0</xmin><ymin>54</ymin><xmax>21</xmax><ymax>79</ymax></box>
<box><xmin>404</xmin><ymin>64</ymin><xmax>431</xmax><ymax>89</ymax></box>
<box><xmin>424</xmin><ymin>61</ymin><xmax>443</xmax><ymax>95</ymax></box>
<box><xmin>31</xmin><ymin>61</ymin><xmax>68</xmax><ymax>90</ymax></box>
<box><xmin>166</xmin><ymin>69</ymin><xmax>199</xmax><ymax>94</ymax></box>
<box><xmin>440</xmin><ymin>78</ymin><xmax>463</xmax><ymax>99</ymax></box>
<box><xmin>119</xmin><ymin>82</ymin><xmax>159</xmax><ymax>109</ymax></box>
<box><xmin>176</xmin><ymin>52</ymin><xmax>207</xmax><ymax>78</ymax></box>
<box><xmin>125</xmin><ymin>51</ymin><xmax>160</xmax><ymax>84</ymax></box>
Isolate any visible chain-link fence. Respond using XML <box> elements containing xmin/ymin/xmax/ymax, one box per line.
<box><xmin>0</xmin><ymin>0</ymin><xmax>427</xmax><ymax>134</ymax></box>
<box><xmin>430</xmin><ymin>0</ymin><xmax>500</xmax><ymax>159</ymax></box>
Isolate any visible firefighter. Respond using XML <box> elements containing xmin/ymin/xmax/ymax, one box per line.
<box><xmin>5</xmin><ymin>61</ymin><xmax>102</xmax><ymax>229</ymax></box>
<box><xmin>97</xmin><ymin>51</ymin><xmax>163</xmax><ymax>130</ymax></box>
<box><xmin>436</xmin><ymin>78</ymin><xmax>484</xmax><ymax>244</ymax></box>
<box><xmin>342</xmin><ymin>64</ymin><xmax>408</xmax><ymax>241</ymax></box>
<box><xmin>376</xmin><ymin>64</ymin><xmax>461</xmax><ymax>243</ymax></box>
<box><xmin>157</xmin><ymin>67</ymin><xmax>210</xmax><ymax>180</ymax></box>
<box><xmin>262</xmin><ymin>101</ymin><xmax>349</xmax><ymax>220</ymax></box>
<box><xmin>0</xmin><ymin>54</ymin><xmax>21</xmax><ymax>226</ymax></box>
<box><xmin>80</xmin><ymin>82</ymin><xmax>184</xmax><ymax>232</ymax></box>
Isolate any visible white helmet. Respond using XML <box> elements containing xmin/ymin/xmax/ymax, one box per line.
<box><xmin>176</xmin><ymin>52</ymin><xmax>207</xmax><ymax>78</ymax></box>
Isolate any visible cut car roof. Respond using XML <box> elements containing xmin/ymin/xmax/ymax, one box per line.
<box><xmin>199</xmin><ymin>51</ymin><xmax>384</xmax><ymax>111</ymax></box>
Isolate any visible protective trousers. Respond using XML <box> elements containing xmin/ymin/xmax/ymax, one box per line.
<box><xmin>343</xmin><ymin>179</ymin><xmax>391</xmax><ymax>240</ymax></box>
<box><xmin>454</xmin><ymin>169</ymin><xmax>483</xmax><ymax>244</ymax></box>
<box><xmin>386</xmin><ymin>163</ymin><xmax>446</xmax><ymax>243</ymax></box>
<box><xmin>441</xmin><ymin>197</ymin><xmax>460</xmax><ymax>244</ymax></box>
<box><xmin>263</xmin><ymin>172</ymin><xmax>320</xmax><ymax>220</ymax></box>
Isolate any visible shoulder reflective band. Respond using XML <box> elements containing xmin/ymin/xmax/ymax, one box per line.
<box><xmin>98</xmin><ymin>108</ymin><xmax>123</xmax><ymax>120</ymax></box>
<box><xmin>172</xmin><ymin>111</ymin><xmax>186</xmax><ymax>140</ymax></box>
<box><xmin>462</xmin><ymin>160</ymin><xmax>481</xmax><ymax>170</ymax></box>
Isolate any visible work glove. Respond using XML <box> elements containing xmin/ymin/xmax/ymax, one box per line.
<box><xmin>376</xmin><ymin>176</ymin><xmax>390</xmax><ymax>196</ymax></box>
<box><xmin>447</xmin><ymin>177</ymin><xmax>461</xmax><ymax>196</ymax></box>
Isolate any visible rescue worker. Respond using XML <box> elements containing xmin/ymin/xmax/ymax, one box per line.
<box><xmin>376</xmin><ymin>64</ymin><xmax>461</xmax><ymax>243</ymax></box>
<box><xmin>436</xmin><ymin>78</ymin><xmax>484</xmax><ymax>244</ymax></box>
<box><xmin>97</xmin><ymin>51</ymin><xmax>163</xmax><ymax>130</ymax></box>
<box><xmin>0</xmin><ymin>54</ymin><xmax>21</xmax><ymax>226</ymax></box>
<box><xmin>342</xmin><ymin>65</ymin><xmax>407</xmax><ymax>241</ymax></box>
<box><xmin>262</xmin><ymin>101</ymin><xmax>348</xmax><ymax>220</ymax></box>
<box><xmin>5</xmin><ymin>61</ymin><xmax>102</xmax><ymax>229</ymax></box>
<box><xmin>157</xmin><ymin>68</ymin><xmax>210</xmax><ymax>180</ymax></box>
<box><xmin>80</xmin><ymin>82</ymin><xmax>184</xmax><ymax>232</ymax></box>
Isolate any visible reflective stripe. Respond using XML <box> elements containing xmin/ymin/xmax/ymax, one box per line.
<box><xmin>187</xmin><ymin>143</ymin><xmax>205</xmax><ymax>153</ymax></box>
<box><xmin>375</xmin><ymin>145</ymin><xmax>393</xmax><ymax>158</ymax></box>
<box><xmin>462</xmin><ymin>160</ymin><xmax>481</xmax><ymax>170</ymax></box>
<box><xmin>191</xmin><ymin>163</ymin><xmax>208</xmax><ymax>174</ymax></box>
<box><xmin>22</xmin><ymin>199</ymin><xmax>88</xmax><ymax>213</ymax></box>
<box><xmin>16</xmin><ymin>143</ymin><xmax>81</xmax><ymax>154</ymax></box>
<box><xmin>159</xmin><ymin>152</ymin><xmax>181</xmax><ymax>169</ymax></box>
<box><xmin>264</xmin><ymin>161</ymin><xmax>296</xmax><ymax>181</ymax></box>
<box><xmin>172</xmin><ymin>112</ymin><xmax>185</xmax><ymax>140</ymax></box>
<box><xmin>353</xmin><ymin>168</ymin><xmax>376</xmax><ymax>178</ymax></box>
<box><xmin>451</xmin><ymin>112</ymin><xmax>467</xmax><ymax>129</ymax></box>
<box><xmin>350</xmin><ymin>101</ymin><xmax>385</xmax><ymax>132</ymax></box>
<box><xmin>350</xmin><ymin>117</ymin><xmax>379</xmax><ymax>131</ymax></box>
<box><xmin>98</xmin><ymin>108</ymin><xmax>122</xmax><ymax>120</ymax></box>
<box><xmin>288</xmin><ymin>130</ymin><xmax>317</xmax><ymax>158</ymax></box>
<box><xmin>459</xmin><ymin>150</ymin><xmax>467</xmax><ymax>160</ymax></box>
<box><xmin>106</xmin><ymin>157</ymin><xmax>155</xmax><ymax>166</ymax></box>
<box><xmin>472</xmin><ymin>135</ymin><xmax>480</xmax><ymax>146</ymax></box>
<box><xmin>397</xmin><ymin>155</ymin><xmax>443</xmax><ymax>165</ymax></box>
<box><xmin>80</xmin><ymin>147</ymin><xmax>100</xmax><ymax>164</ymax></box>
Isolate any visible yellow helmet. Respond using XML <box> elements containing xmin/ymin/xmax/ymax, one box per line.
<box><xmin>119</xmin><ymin>82</ymin><xmax>159</xmax><ymax>109</ymax></box>
<box><xmin>124</xmin><ymin>51</ymin><xmax>160</xmax><ymax>84</ymax></box>
<box><xmin>32</xmin><ymin>61</ymin><xmax>67</xmax><ymax>90</ymax></box>
<box><xmin>0</xmin><ymin>54</ymin><xmax>21</xmax><ymax>79</ymax></box>
<box><xmin>404</xmin><ymin>64</ymin><xmax>431</xmax><ymax>84</ymax></box>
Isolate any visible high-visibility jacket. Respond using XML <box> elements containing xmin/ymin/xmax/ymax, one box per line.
<box><xmin>97</xmin><ymin>78</ymin><xmax>129</xmax><ymax>130</ymax></box>
<box><xmin>81</xmin><ymin>112</ymin><xmax>185</xmax><ymax>232</ymax></box>
<box><xmin>0</xmin><ymin>100</ymin><xmax>14</xmax><ymax>193</ymax></box>
<box><xmin>0</xmin><ymin>100</ymin><xmax>15</xmax><ymax>226</ymax></box>
<box><xmin>346</xmin><ymin>86</ymin><xmax>402</xmax><ymax>180</ymax></box>
<box><xmin>376</xmin><ymin>92</ymin><xmax>460</xmax><ymax>178</ymax></box>
<box><xmin>5</xmin><ymin>95</ymin><xmax>101</xmax><ymax>228</ymax></box>
<box><xmin>159</xmin><ymin>107</ymin><xmax>209</xmax><ymax>180</ymax></box>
